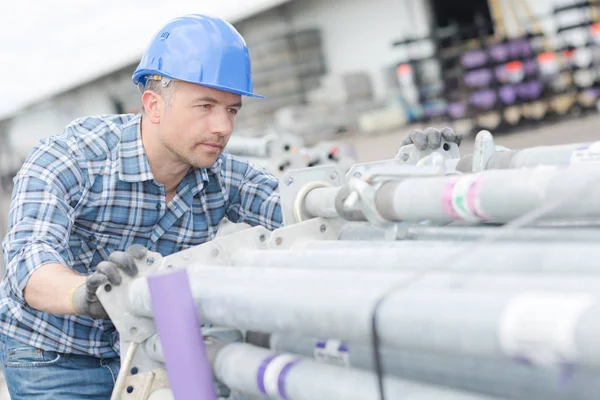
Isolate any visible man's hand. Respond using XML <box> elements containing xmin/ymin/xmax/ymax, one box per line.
<box><xmin>401</xmin><ymin>127</ymin><xmax>463</xmax><ymax>151</ymax></box>
<box><xmin>70</xmin><ymin>249</ymin><xmax>140</xmax><ymax>319</ymax></box>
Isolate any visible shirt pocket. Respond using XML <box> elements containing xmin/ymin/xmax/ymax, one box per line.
<box><xmin>70</xmin><ymin>226</ymin><xmax>125</xmax><ymax>274</ymax></box>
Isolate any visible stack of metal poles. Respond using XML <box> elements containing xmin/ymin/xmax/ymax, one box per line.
<box><xmin>100</xmin><ymin>132</ymin><xmax>600</xmax><ymax>400</ymax></box>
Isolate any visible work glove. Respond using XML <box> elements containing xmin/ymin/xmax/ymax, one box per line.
<box><xmin>401</xmin><ymin>127</ymin><xmax>463</xmax><ymax>151</ymax></box>
<box><xmin>71</xmin><ymin>247</ymin><xmax>145</xmax><ymax>319</ymax></box>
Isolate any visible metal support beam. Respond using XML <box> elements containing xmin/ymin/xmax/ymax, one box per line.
<box><xmin>255</xmin><ymin>333</ymin><xmax>600</xmax><ymax>400</ymax></box>
<box><xmin>226</xmin><ymin>242</ymin><xmax>600</xmax><ymax>273</ymax></box>
<box><xmin>299</xmin><ymin>165</ymin><xmax>600</xmax><ymax>224</ymax></box>
<box><xmin>456</xmin><ymin>131</ymin><xmax>600</xmax><ymax>172</ymax></box>
<box><xmin>125</xmin><ymin>268</ymin><xmax>600</xmax><ymax>370</ymax></box>
<box><xmin>211</xmin><ymin>343</ymin><xmax>501</xmax><ymax>400</ymax></box>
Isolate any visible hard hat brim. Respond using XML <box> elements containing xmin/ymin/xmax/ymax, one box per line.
<box><xmin>133</xmin><ymin>70</ymin><xmax>265</xmax><ymax>99</ymax></box>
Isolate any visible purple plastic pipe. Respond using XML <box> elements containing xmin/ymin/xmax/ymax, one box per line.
<box><xmin>464</xmin><ymin>68</ymin><xmax>493</xmax><ymax>87</ymax></box>
<box><xmin>461</xmin><ymin>49</ymin><xmax>487</xmax><ymax>68</ymax></box>
<box><xmin>499</xmin><ymin>85</ymin><xmax>517</xmax><ymax>105</ymax></box>
<box><xmin>447</xmin><ymin>102</ymin><xmax>467</xmax><ymax>119</ymax></box>
<box><xmin>147</xmin><ymin>269</ymin><xmax>217</xmax><ymax>400</ymax></box>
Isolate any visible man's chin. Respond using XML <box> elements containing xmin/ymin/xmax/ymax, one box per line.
<box><xmin>189</xmin><ymin>156</ymin><xmax>219</xmax><ymax>169</ymax></box>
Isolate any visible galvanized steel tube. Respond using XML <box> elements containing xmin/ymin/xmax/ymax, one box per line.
<box><xmin>127</xmin><ymin>269</ymin><xmax>600</xmax><ymax>369</ymax></box>
<box><xmin>260</xmin><ymin>334</ymin><xmax>600</xmax><ymax>400</ymax></box>
<box><xmin>302</xmin><ymin>166</ymin><xmax>600</xmax><ymax>223</ymax></box>
<box><xmin>336</xmin><ymin>222</ymin><xmax>600</xmax><ymax>242</ymax></box>
<box><xmin>225</xmin><ymin>136</ymin><xmax>275</xmax><ymax>158</ymax></box>
<box><xmin>456</xmin><ymin>141</ymin><xmax>598</xmax><ymax>172</ymax></box>
<box><xmin>228</xmin><ymin>242</ymin><xmax>600</xmax><ymax>273</ymax></box>
<box><xmin>212</xmin><ymin>343</ymin><xmax>500</xmax><ymax>400</ymax></box>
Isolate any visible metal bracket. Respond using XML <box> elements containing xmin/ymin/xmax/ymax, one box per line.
<box><xmin>343</xmin><ymin>178</ymin><xmax>392</xmax><ymax>227</ymax></box>
<box><xmin>279</xmin><ymin>165</ymin><xmax>344</xmax><ymax>225</ymax></box>
<box><xmin>161</xmin><ymin>225</ymin><xmax>272</xmax><ymax>268</ymax></box>
<box><xmin>97</xmin><ymin>256</ymin><xmax>160</xmax><ymax>345</ymax></box>
<box><xmin>343</xmin><ymin>161</ymin><xmax>447</xmax><ymax>228</ymax></box>
<box><xmin>266</xmin><ymin>217</ymin><xmax>342</xmax><ymax>249</ymax></box>
<box><xmin>119</xmin><ymin>368</ymin><xmax>171</xmax><ymax>400</ymax></box>
<box><xmin>346</xmin><ymin>160</ymin><xmax>446</xmax><ymax>183</ymax></box>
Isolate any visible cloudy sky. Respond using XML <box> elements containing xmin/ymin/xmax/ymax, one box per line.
<box><xmin>0</xmin><ymin>0</ymin><xmax>288</xmax><ymax>119</ymax></box>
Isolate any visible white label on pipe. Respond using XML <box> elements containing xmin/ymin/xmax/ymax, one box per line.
<box><xmin>499</xmin><ymin>293</ymin><xmax>594</xmax><ymax>367</ymax></box>
<box><xmin>314</xmin><ymin>339</ymin><xmax>350</xmax><ymax>367</ymax></box>
<box><xmin>571</xmin><ymin>141</ymin><xmax>600</xmax><ymax>164</ymax></box>
<box><xmin>262</xmin><ymin>354</ymin><xmax>299</xmax><ymax>399</ymax></box>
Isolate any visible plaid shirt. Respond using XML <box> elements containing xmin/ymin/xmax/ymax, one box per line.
<box><xmin>0</xmin><ymin>113</ymin><xmax>282</xmax><ymax>358</ymax></box>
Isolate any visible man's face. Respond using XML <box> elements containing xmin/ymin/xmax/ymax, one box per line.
<box><xmin>158</xmin><ymin>81</ymin><xmax>242</xmax><ymax>169</ymax></box>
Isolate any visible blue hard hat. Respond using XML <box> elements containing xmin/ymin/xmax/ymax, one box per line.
<box><xmin>132</xmin><ymin>14</ymin><xmax>263</xmax><ymax>98</ymax></box>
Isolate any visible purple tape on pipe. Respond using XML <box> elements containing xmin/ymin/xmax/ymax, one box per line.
<box><xmin>257</xmin><ymin>354</ymin><xmax>278</xmax><ymax>394</ymax></box>
<box><xmin>147</xmin><ymin>269</ymin><xmax>217</xmax><ymax>400</ymax></box>
<box><xmin>277</xmin><ymin>359</ymin><xmax>301</xmax><ymax>400</ymax></box>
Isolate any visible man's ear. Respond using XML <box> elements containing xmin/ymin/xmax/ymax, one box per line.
<box><xmin>141</xmin><ymin>91</ymin><xmax>162</xmax><ymax>124</ymax></box>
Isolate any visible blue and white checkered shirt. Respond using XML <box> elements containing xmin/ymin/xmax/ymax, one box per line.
<box><xmin>0</xmin><ymin>113</ymin><xmax>282</xmax><ymax>358</ymax></box>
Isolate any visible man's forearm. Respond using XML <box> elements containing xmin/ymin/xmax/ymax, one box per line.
<box><xmin>24</xmin><ymin>263</ymin><xmax>86</xmax><ymax>315</ymax></box>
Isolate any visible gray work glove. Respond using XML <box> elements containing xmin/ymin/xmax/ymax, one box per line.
<box><xmin>71</xmin><ymin>247</ymin><xmax>145</xmax><ymax>319</ymax></box>
<box><xmin>401</xmin><ymin>127</ymin><xmax>463</xmax><ymax>151</ymax></box>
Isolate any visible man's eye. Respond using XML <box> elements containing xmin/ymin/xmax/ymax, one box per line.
<box><xmin>199</xmin><ymin>104</ymin><xmax>212</xmax><ymax>109</ymax></box>
<box><xmin>228</xmin><ymin>108</ymin><xmax>239</xmax><ymax>115</ymax></box>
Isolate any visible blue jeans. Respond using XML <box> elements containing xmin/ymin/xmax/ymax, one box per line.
<box><xmin>0</xmin><ymin>333</ymin><xmax>120</xmax><ymax>399</ymax></box>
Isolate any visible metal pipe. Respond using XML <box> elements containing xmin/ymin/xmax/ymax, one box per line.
<box><xmin>127</xmin><ymin>270</ymin><xmax>600</xmax><ymax>369</ymax></box>
<box><xmin>337</xmin><ymin>222</ymin><xmax>600</xmax><ymax>242</ymax></box>
<box><xmin>302</xmin><ymin>166</ymin><xmax>600</xmax><ymax>224</ymax></box>
<box><xmin>227</xmin><ymin>242</ymin><xmax>600</xmax><ymax>273</ymax></box>
<box><xmin>135</xmin><ymin>266</ymin><xmax>600</xmax><ymax>293</ymax></box>
<box><xmin>404</xmin><ymin>225</ymin><xmax>600</xmax><ymax>241</ymax></box>
<box><xmin>258</xmin><ymin>333</ymin><xmax>600</xmax><ymax>400</ymax></box>
<box><xmin>141</xmin><ymin>338</ymin><xmax>503</xmax><ymax>399</ymax></box>
<box><xmin>225</xmin><ymin>135</ymin><xmax>276</xmax><ymax>158</ymax></box>
<box><xmin>303</xmin><ymin>187</ymin><xmax>340</xmax><ymax>218</ymax></box>
<box><xmin>456</xmin><ymin>134</ymin><xmax>599</xmax><ymax>172</ymax></box>
<box><xmin>211</xmin><ymin>342</ymin><xmax>501</xmax><ymax>400</ymax></box>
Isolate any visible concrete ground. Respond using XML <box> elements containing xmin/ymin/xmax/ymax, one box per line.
<box><xmin>0</xmin><ymin>113</ymin><xmax>598</xmax><ymax>399</ymax></box>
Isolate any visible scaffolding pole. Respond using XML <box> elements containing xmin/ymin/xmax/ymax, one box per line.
<box><xmin>254</xmin><ymin>333</ymin><xmax>600</xmax><ymax>400</ymax></box>
<box><xmin>126</xmin><ymin>269</ymin><xmax>600</xmax><ymax>370</ymax></box>
<box><xmin>300</xmin><ymin>165</ymin><xmax>600</xmax><ymax>223</ymax></box>
<box><xmin>225</xmin><ymin>135</ymin><xmax>278</xmax><ymax>158</ymax></box>
<box><xmin>212</xmin><ymin>343</ymin><xmax>502</xmax><ymax>400</ymax></box>
<box><xmin>457</xmin><ymin>141</ymin><xmax>598</xmax><ymax>172</ymax></box>
<box><xmin>142</xmin><ymin>338</ymin><xmax>501</xmax><ymax>400</ymax></box>
<box><xmin>226</xmin><ymin>242</ymin><xmax>600</xmax><ymax>273</ymax></box>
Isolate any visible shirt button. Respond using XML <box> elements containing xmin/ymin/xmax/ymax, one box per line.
<box><xmin>156</xmin><ymin>203</ymin><xmax>162</xmax><ymax>210</ymax></box>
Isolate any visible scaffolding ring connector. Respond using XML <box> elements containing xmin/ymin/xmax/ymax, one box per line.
<box><xmin>345</xmin><ymin>178</ymin><xmax>392</xmax><ymax>227</ymax></box>
<box><xmin>293</xmin><ymin>180</ymin><xmax>332</xmax><ymax>223</ymax></box>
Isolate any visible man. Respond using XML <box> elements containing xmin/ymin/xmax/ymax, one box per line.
<box><xmin>0</xmin><ymin>14</ymin><xmax>281</xmax><ymax>399</ymax></box>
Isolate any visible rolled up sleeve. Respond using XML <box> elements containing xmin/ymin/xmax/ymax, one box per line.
<box><xmin>224</xmin><ymin>156</ymin><xmax>283</xmax><ymax>230</ymax></box>
<box><xmin>2</xmin><ymin>140</ymin><xmax>85</xmax><ymax>303</ymax></box>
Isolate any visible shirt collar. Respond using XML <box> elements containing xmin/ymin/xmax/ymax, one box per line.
<box><xmin>118</xmin><ymin>114</ymin><xmax>154</xmax><ymax>182</ymax></box>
